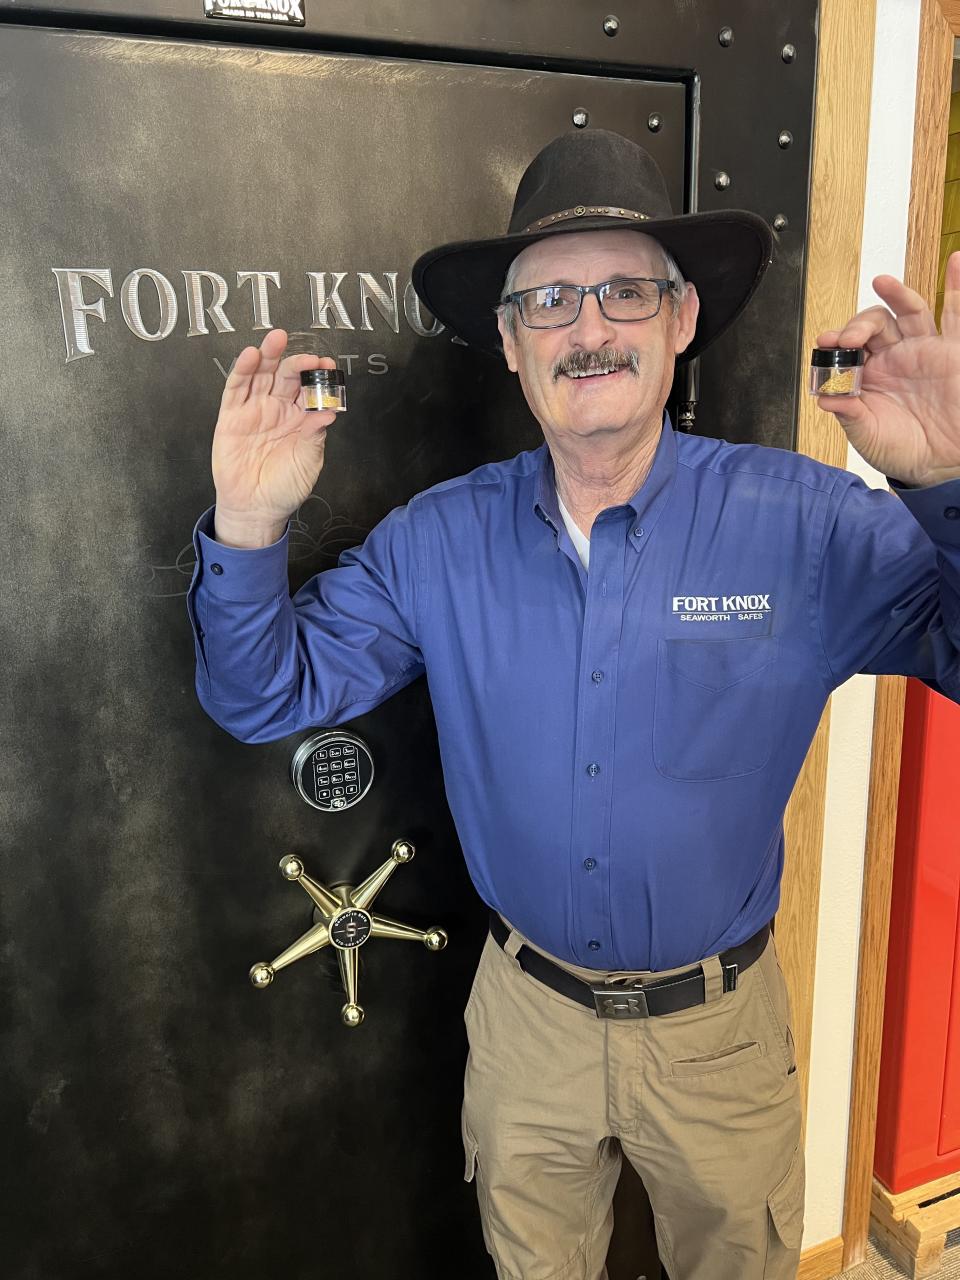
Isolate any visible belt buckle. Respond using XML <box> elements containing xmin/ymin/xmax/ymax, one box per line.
<box><xmin>591</xmin><ymin>981</ymin><xmax>649</xmax><ymax>1019</ymax></box>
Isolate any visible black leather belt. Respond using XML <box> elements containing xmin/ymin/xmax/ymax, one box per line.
<box><xmin>489</xmin><ymin>911</ymin><xmax>771</xmax><ymax>1019</ymax></box>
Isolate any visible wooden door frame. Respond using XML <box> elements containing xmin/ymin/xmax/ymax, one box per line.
<box><xmin>835</xmin><ymin>0</ymin><xmax>957</xmax><ymax>1269</ymax></box>
<box><xmin>779</xmin><ymin>0</ymin><xmax>955</xmax><ymax>1273</ymax></box>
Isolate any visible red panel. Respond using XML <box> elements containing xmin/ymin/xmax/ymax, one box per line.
<box><xmin>875</xmin><ymin>680</ymin><xmax>960</xmax><ymax>1193</ymax></box>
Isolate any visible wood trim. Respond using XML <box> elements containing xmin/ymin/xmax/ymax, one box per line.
<box><xmin>841</xmin><ymin>0</ymin><xmax>954</xmax><ymax>1269</ymax></box>
<box><xmin>779</xmin><ymin>0</ymin><xmax>876</xmax><ymax>1150</ymax></box>
<box><xmin>841</xmin><ymin>675</ymin><xmax>908</xmax><ymax>1268</ymax></box>
<box><xmin>798</xmin><ymin>1236</ymin><xmax>845</xmax><ymax>1280</ymax></box>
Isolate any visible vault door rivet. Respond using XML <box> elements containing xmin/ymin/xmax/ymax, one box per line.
<box><xmin>602</xmin><ymin>14</ymin><xmax>620</xmax><ymax>36</ymax></box>
<box><xmin>718</xmin><ymin>26</ymin><xmax>734</xmax><ymax>47</ymax></box>
<box><xmin>647</xmin><ymin>113</ymin><xmax>662</xmax><ymax>133</ymax></box>
<box><xmin>572</xmin><ymin>108</ymin><xmax>589</xmax><ymax>128</ymax></box>
<box><xmin>782</xmin><ymin>43</ymin><xmax>797</xmax><ymax>63</ymax></box>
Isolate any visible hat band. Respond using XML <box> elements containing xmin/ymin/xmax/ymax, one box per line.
<box><xmin>519</xmin><ymin>205</ymin><xmax>652</xmax><ymax>233</ymax></box>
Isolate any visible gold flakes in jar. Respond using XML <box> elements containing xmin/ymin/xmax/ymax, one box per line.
<box><xmin>818</xmin><ymin>369</ymin><xmax>857</xmax><ymax>396</ymax></box>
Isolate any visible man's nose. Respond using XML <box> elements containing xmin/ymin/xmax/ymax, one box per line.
<box><xmin>568</xmin><ymin>291</ymin><xmax>618</xmax><ymax>347</ymax></box>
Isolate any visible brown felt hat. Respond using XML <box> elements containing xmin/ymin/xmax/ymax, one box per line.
<box><xmin>411</xmin><ymin>128</ymin><xmax>775</xmax><ymax>362</ymax></box>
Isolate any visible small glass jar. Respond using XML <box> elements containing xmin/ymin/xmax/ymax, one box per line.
<box><xmin>301</xmin><ymin>367</ymin><xmax>347</xmax><ymax>413</ymax></box>
<box><xmin>809</xmin><ymin>347</ymin><xmax>865</xmax><ymax>397</ymax></box>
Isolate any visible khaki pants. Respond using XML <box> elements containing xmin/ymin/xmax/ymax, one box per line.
<box><xmin>461</xmin><ymin>919</ymin><xmax>804</xmax><ymax>1280</ymax></box>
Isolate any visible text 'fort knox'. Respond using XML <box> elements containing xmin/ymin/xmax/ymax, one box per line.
<box><xmin>50</xmin><ymin>267</ymin><xmax>458</xmax><ymax>363</ymax></box>
<box><xmin>671</xmin><ymin>594</ymin><xmax>773</xmax><ymax>623</ymax></box>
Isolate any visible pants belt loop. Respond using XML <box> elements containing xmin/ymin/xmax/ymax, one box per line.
<box><xmin>503</xmin><ymin>923</ymin><xmax>524</xmax><ymax>967</ymax></box>
<box><xmin>701</xmin><ymin>953</ymin><xmax>725</xmax><ymax>1004</ymax></box>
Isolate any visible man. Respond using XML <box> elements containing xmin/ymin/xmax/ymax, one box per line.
<box><xmin>188</xmin><ymin>130</ymin><xmax>960</xmax><ymax>1279</ymax></box>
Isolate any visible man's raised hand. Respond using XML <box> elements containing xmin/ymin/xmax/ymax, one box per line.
<box><xmin>211</xmin><ymin>329</ymin><xmax>339</xmax><ymax>548</ymax></box>
<box><xmin>815</xmin><ymin>251</ymin><xmax>960</xmax><ymax>488</ymax></box>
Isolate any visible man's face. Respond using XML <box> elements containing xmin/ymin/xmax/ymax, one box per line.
<box><xmin>496</xmin><ymin>230</ymin><xmax>699</xmax><ymax>447</ymax></box>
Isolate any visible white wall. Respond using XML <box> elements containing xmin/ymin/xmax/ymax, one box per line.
<box><xmin>802</xmin><ymin>0</ymin><xmax>922</xmax><ymax>1249</ymax></box>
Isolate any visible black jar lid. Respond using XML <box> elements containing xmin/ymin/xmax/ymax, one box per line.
<box><xmin>811</xmin><ymin>347</ymin><xmax>866</xmax><ymax>368</ymax></box>
<box><xmin>301</xmin><ymin>367</ymin><xmax>345</xmax><ymax>386</ymax></box>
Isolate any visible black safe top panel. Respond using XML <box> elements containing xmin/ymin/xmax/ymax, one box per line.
<box><xmin>1</xmin><ymin>0</ymin><xmax>819</xmax><ymax>449</ymax></box>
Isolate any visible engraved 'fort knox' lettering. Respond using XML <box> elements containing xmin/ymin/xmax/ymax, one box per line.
<box><xmin>51</xmin><ymin>266</ymin><xmax>457</xmax><ymax>362</ymax></box>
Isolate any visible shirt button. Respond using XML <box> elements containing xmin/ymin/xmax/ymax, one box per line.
<box><xmin>587</xmin><ymin>762</ymin><xmax>601</xmax><ymax>777</ymax></box>
<box><xmin>945</xmin><ymin>507</ymin><xmax>960</xmax><ymax>520</ymax></box>
<box><xmin>591</xmin><ymin>670</ymin><xmax>604</xmax><ymax>683</ymax></box>
<box><xmin>583</xmin><ymin>858</ymin><xmax>597</xmax><ymax>871</ymax></box>
<box><xmin>588</xmin><ymin>940</ymin><xmax>601</xmax><ymax>951</ymax></box>
<box><xmin>633</xmin><ymin>526</ymin><xmax>644</xmax><ymax>538</ymax></box>
<box><xmin>210</xmin><ymin>563</ymin><xmax>224</xmax><ymax>575</ymax></box>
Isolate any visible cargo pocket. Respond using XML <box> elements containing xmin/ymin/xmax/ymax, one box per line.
<box><xmin>463</xmin><ymin>1112</ymin><xmax>479</xmax><ymax>1183</ymax></box>
<box><xmin>462</xmin><ymin>1111</ymin><xmax>501</xmax><ymax>1264</ymax></box>
<box><xmin>766</xmin><ymin>1141</ymin><xmax>805</xmax><ymax>1274</ymax></box>
<box><xmin>654</xmin><ymin>637</ymin><xmax>778</xmax><ymax>781</ymax></box>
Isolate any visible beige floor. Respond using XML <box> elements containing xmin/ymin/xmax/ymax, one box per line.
<box><xmin>839</xmin><ymin>1227</ymin><xmax>960</xmax><ymax>1278</ymax></box>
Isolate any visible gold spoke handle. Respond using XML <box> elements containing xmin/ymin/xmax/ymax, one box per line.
<box><xmin>249</xmin><ymin>840</ymin><xmax>447</xmax><ymax>1025</ymax></box>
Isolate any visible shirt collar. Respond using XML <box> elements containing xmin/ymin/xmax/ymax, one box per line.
<box><xmin>533</xmin><ymin>410</ymin><xmax>679</xmax><ymax>552</ymax></box>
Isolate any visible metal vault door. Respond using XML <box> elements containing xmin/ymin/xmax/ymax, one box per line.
<box><xmin>0</xmin><ymin>3</ymin><xmax>817</xmax><ymax>1278</ymax></box>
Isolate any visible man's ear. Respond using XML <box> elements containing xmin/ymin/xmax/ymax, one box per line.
<box><xmin>496</xmin><ymin>310</ymin><xmax>519</xmax><ymax>373</ymax></box>
<box><xmin>673</xmin><ymin>283</ymin><xmax>700</xmax><ymax>357</ymax></box>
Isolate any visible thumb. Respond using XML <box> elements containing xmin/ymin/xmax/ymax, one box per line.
<box><xmin>816</xmin><ymin>393</ymin><xmax>869</xmax><ymax>432</ymax></box>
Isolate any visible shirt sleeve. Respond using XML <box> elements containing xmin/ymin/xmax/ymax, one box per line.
<box><xmin>186</xmin><ymin>502</ymin><xmax>425</xmax><ymax>743</ymax></box>
<box><xmin>816</xmin><ymin>474</ymin><xmax>960</xmax><ymax>697</ymax></box>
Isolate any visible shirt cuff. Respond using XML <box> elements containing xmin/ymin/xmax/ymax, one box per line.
<box><xmin>889</xmin><ymin>478</ymin><xmax>960</xmax><ymax>547</ymax></box>
<box><xmin>193</xmin><ymin>506</ymin><xmax>291</xmax><ymax>601</ymax></box>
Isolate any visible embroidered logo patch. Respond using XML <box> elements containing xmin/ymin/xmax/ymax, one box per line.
<box><xmin>671</xmin><ymin>594</ymin><xmax>772</xmax><ymax>623</ymax></box>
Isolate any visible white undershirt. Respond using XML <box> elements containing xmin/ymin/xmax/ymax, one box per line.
<box><xmin>556</xmin><ymin>488</ymin><xmax>590</xmax><ymax>570</ymax></box>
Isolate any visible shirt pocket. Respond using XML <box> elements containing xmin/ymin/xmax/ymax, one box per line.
<box><xmin>653</xmin><ymin>636</ymin><xmax>778</xmax><ymax>781</ymax></box>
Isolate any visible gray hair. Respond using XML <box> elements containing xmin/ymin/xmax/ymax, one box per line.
<box><xmin>494</xmin><ymin>239</ymin><xmax>688</xmax><ymax>341</ymax></box>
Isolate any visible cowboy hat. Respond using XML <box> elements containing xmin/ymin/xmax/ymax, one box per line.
<box><xmin>411</xmin><ymin>128</ymin><xmax>775</xmax><ymax>362</ymax></box>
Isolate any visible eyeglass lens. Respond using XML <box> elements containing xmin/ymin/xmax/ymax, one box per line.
<box><xmin>520</xmin><ymin>278</ymin><xmax>663</xmax><ymax>327</ymax></box>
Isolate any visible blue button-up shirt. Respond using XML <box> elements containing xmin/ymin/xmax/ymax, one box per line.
<box><xmin>188</xmin><ymin>420</ymin><xmax>960</xmax><ymax>970</ymax></box>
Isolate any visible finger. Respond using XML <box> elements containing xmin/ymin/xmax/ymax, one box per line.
<box><xmin>941</xmin><ymin>250</ymin><xmax>960</xmax><ymax>338</ymax></box>
<box><xmin>249</xmin><ymin>329</ymin><xmax>290</xmax><ymax>397</ymax></box>
<box><xmin>832</xmin><ymin>304</ymin><xmax>902</xmax><ymax>354</ymax></box>
<box><xmin>815</xmin><ymin>329</ymin><xmax>842</xmax><ymax>348</ymax></box>
<box><xmin>273</xmin><ymin>354</ymin><xmax>338</xmax><ymax>404</ymax></box>
<box><xmin>220</xmin><ymin>344</ymin><xmax>262</xmax><ymax>411</ymax></box>
<box><xmin>871</xmin><ymin>273</ymin><xmax>938</xmax><ymax>339</ymax></box>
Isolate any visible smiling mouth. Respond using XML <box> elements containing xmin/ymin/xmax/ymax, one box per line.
<box><xmin>562</xmin><ymin>366</ymin><xmax>629</xmax><ymax>381</ymax></box>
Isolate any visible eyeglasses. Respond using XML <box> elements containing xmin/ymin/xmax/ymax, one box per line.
<box><xmin>501</xmin><ymin>276</ymin><xmax>677</xmax><ymax>329</ymax></box>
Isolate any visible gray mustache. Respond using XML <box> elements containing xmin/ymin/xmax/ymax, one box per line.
<box><xmin>553</xmin><ymin>350</ymin><xmax>640</xmax><ymax>380</ymax></box>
